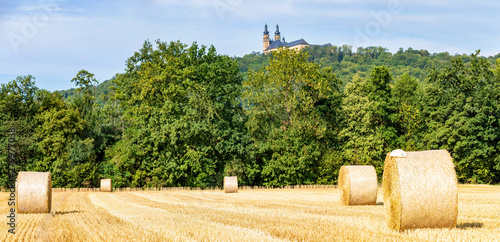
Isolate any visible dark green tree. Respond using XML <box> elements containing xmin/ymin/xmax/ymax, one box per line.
<box><xmin>243</xmin><ymin>48</ymin><xmax>342</xmax><ymax>186</ymax></box>
<box><xmin>391</xmin><ymin>73</ymin><xmax>422</xmax><ymax>149</ymax></box>
<box><xmin>111</xmin><ymin>40</ymin><xmax>250</xmax><ymax>188</ymax></box>
<box><xmin>0</xmin><ymin>75</ymin><xmax>42</xmax><ymax>186</ymax></box>
<box><xmin>422</xmin><ymin>51</ymin><xmax>500</xmax><ymax>183</ymax></box>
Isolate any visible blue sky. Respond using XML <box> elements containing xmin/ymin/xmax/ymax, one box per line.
<box><xmin>1</xmin><ymin>0</ymin><xmax>499</xmax><ymax>91</ymax></box>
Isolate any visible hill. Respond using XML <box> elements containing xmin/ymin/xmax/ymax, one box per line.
<box><xmin>56</xmin><ymin>47</ymin><xmax>500</xmax><ymax>96</ymax></box>
<box><xmin>236</xmin><ymin>46</ymin><xmax>500</xmax><ymax>87</ymax></box>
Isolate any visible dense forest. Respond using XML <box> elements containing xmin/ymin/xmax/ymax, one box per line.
<box><xmin>2</xmin><ymin>40</ymin><xmax>500</xmax><ymax>188</ymax></box>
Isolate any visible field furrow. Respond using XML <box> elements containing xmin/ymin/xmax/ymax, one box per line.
<box><xmin>89</xmin><ymin>192</ymin><xmax>286</xmax><ymax>242</ymax></box>
<box><xmin>1</xmin><ymin>185</ymin><xmax>499</xmax><ymax>241</ymax></box>
<box><xmin>3</xmin><ymin>214</ymin><xmax>45</xmax><ymax>241</ymax></box>
<box><xmin>126</xmin><ymin>191</ymin><xmax>404</xmax><ymax>241</ymax></box>
<box><xmin>134</xmin><ymin>190</ymin><xmax>385</xmax><ymax>225</ymax></box>
<box><xmin>43</xmin><ymin>192</ymin><xmax>162</xmax><ymax>242</ymax></box>
<box><xmin>126</xmin><ymin>187</ymin><xmax>500</xmax><ymax>241</ymax></box>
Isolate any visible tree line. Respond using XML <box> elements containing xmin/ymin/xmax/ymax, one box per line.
<box><xmin>1</xmin><ymin>40</ymin><xmax>500</xmax><ymax>188</ymax></box>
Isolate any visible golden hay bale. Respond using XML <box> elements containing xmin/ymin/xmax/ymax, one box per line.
<box><xmin>16</xmin><ymin>172</ymin><xmax>52</xmax><ymax>213</ymax></box>
<box><xmin>224</xmin><ymin>176</ymin><xmax>238</xmax><ymax>193</ymax></box>
<box><xmin>383</xmin><ymin>149</ymin><xmax>458</xmax><ymax>231</ymax></box>
<box><xmin>338</xmin><ymin>165</ymin><xmax>378</xmax><ymax>205</ymax></box>
<box><xmin>100</xmin><ymin>179</ymin><xmax>113</xmax><ymax>192</ymax></box>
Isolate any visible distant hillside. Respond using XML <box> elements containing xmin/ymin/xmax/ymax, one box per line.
<box><xmin>57</xmin><ymin>77</ymin><xmax>115</xmax><ymax>104</ymax></box>
<box><xmin>55</xmin><ymin>47</ymin><xmax>500</xmax><ymax>95</ymax></box>
<box><xmin>235</xmin><ymin>46</ymin><xmax>500</xmax><ymax>88</ymax></box>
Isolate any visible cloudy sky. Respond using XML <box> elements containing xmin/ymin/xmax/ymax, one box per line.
<box><xmin>1</xmin><ymin>0</ymin><xmax>499</xmax><ymax>91</ymax></box>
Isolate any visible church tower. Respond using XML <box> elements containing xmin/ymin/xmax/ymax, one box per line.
<box><xmin>263</xmin><ymin>23</ymin><xmax>270</xmax><ymax>51</ymax></box>
<box><xmin>274</xmin><ymin>24</ymin><xmax>281</xmax><ymax>41</ymax></box>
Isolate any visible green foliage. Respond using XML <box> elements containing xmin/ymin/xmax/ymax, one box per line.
<box><xmin>421</xmin><ymin>51</ymin><xmax>500</xmax><ymax>183</ymax></box>
<box><xmin>243</xmin><ymin>48</ymin><xmax>342</xmax><ymax>186</ymax></box>
<box><xmin>110</xmin><ymin>40</ymin><xmax>250</xmax><ymax>188</ymax></box>
<box><xmin>339</xmin><ymin>74</ymin><xmax>386</xmax><ymax>177</ymax></box>
<box><xmin>0</xmin><ymin>75</ymin><xmax>42</xmax><ymax>186</ymax></box>
<box><xmin>58</xmin><ymin>78</ymin><xmax>114</xmax><ymax>105</ymax></box>
<box><xmin>390</xmin><ymin>73</ymin><xmax>422</xmax><ymax>149</ymax></box>
<box><xmin>237</xmin><ymin>46</ymin><xmax>472</xmax><ymax>90</ymax></box>
<box><xmin>2</xmin><ymin>44</ymin><xmax>500</xmax><ymax>187</ymax></box>
<box><xmin>234</xmin><ymin>52</ymin><xmax>270</xmax><ymax>73</ymax></box>
<box><xmin>32</xmin><ymin>91</ymin><xmax>85</xmax><ymax>186</ymax></box>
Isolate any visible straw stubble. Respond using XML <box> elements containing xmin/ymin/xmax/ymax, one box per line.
<box><xmin>383</xmin><ymin>149</ymin><xmax>458</xmax><ymax>231</ymax></box>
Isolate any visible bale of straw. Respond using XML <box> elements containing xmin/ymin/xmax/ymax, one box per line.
<box><xmin>338</xmin><ymin>165</ymin><xmax>378</xmax><ymax>205</ymax></box>
<box><xmin>16</xmin><ymin>172</ymin><xmax>52</xmax><ymax>213</ymax></box>
<box><xmin>383</xmin><ymin>149</ymin><xmax>458</xmax><ymax>231</ymax></box>
<box><xmin>100</xmin><ymin>179</ymin><xmax>113</xmax><ymax>192</ymax></box>
<box><xmin>224</xmin><ymin>176</ymin><xmax>238</xmax><ymax>193</ymax></box>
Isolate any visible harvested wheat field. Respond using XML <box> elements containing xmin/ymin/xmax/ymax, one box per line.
<box><xmin>1</xmin><ymin>185</ymin><xmax>499</xmax><ymax>241</ymax></box>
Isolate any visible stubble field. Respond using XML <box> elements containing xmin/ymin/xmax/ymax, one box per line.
<box><xmin>1</xmin><ymin>185</ymin><xmax>499</xmax><ymax>241</ymax></box>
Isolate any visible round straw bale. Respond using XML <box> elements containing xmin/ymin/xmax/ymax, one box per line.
<box><xmin>100</xmin><ymin>179</ymin><xmax>113</xmax><ymax>192</ymax></box>
<box><xmin>16</xmin><ymin>172</ymin><xmax>52</xmax><ymax>213</ymax></box>
<box><xmin>224</xmin><ymin>176</ymin><xmax>238</xmax><ymax>193</ymax></box>
<box><xmin>383</xmin><ymin>149</ymin><xmax>458</xmax><ymax>231</ymax></box>
<box><xmin>338</xmin><ymin>165</ymin><xmax>377</xmax><ymax>205</ymax></box>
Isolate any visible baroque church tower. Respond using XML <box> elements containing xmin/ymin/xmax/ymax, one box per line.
<box><xmin>263</xmin><ymin>23</ymin><xmax>324</xmax><ymax>53</ymax></box>
<box><xmin>263</xmin><ymin>23</ymin><xmax>270</xmax><ymax>51</ymax></box>
<box><xmin>274</xmin><ymin>24</ymin><xmax>281</xmax><ymax>41</ymax></box>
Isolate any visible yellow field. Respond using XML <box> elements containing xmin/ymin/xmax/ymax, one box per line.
<box><xmin>1</xmin><ymin>185</ymin><xmax>499</xmax><ymax>241</ymax></box>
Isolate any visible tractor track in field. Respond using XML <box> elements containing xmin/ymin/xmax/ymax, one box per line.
<box><xmin>117</xmin><ymin>192</ymin><xmax>289</xmax><ymax>242</ymax></box>
<box><xmin>12</xmin><ymin>214</ymin><xmax>45</xmax><ymax>241</ymax></box>
<box><xmin>89</xmin><ymin>192</ymin><xmax>191</xmax><ymax>241</ymax></box>
<box><xmin>92</xmin><ymin>192</ymin><xmax>286</xmax><ymax>242</ymax></box>
<box><xmin>47</xmin><ymin>192</ymin><xmax>161</xmax><ymax>242</ymax></box>
<box><xmin>2</xmin><ymin>185</ymin><xmax>500</xmax><ymax>241</ymax></box>
<box><xmin>59</xmin><ymin>192</ymin><xmax>106</xmax><ymax>241</ymax></box>
<box><xmin>139</xmin><ymin>191</ymin><xmax>384</xmax><ymax>219</ymax></box>
<box><xmin>127</xmin><ymin>190</ymin><xmax>499</xmax><ymax>241</ymax></box>
<box><xmin>125</xmin><ymin>192</ymin><xmax>404</xmax><ymax>241</ymax></box>
<box><xmin>33</xmin><ymin>192</ymin><xmax>70</xmax><ymax>241</ymax></box>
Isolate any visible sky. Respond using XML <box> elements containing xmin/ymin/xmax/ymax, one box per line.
<box><xmin>1</xmin><ymin>0</ymin><xmax>499</xmax><ymax>91</ymax></box>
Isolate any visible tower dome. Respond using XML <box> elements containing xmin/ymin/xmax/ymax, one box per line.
<box><xmin>274</xmin><ymin>24</ymin><xmax>281</xmax><ymax>41</ymax></box>
<box><xmin>264</xmin><ymin>23</ymin><xmax>269</xmax><ymax>35</ymax></box>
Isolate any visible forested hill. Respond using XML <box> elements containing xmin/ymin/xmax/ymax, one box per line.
<box><xmin>236</xmin><ymin>46</ymin><xmax>500</xmax><ymax>87</ymax></box>
<box><xmin>57</xmin><ymin>78</ymin><xmax>114</xmax><ymax>104</ymax></box>
<box><xmin>2</xmin><ymin>40</ymin><xmax>500</xmax><ymax>189</ymax></box>
<box><xmin>57</xmin><ymin>46</ymin><xmax>500</xmax><ymax>98</ymax></box>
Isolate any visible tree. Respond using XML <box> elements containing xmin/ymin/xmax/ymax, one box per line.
<box><xmin>391</xmin><ymin>73</ymin><xmax>422</xmax><ymax>149</ymax></box>
<box><xmin>243</xmin><ymin>47</ymin><xmax>342</xmax><ymax>186</ymax></box>
<box><xmin>422</xmin><ymin>51</ymin><xmax>500</xmax><ymax>183</ymax></box>
<box><xmin>0</xmin><ymin>75</ymin><xmax>42</xmax><ymax>186</ymax></box>
<box><xmin>33</xmin><ymin>92</ymin><xmax>85</xmax><ymax>186</ymax></box>
<box><xmin>339</xmin><ymin>75</ymin><xmax>384</xmax><ymax>171</ymax></box>
<box><xmin>340</xmin><ymin>67</ymin><xmax>397</xmax><ymax>177</ymax></box>
<box><xmin>111</xmin><ymin>40</ymin><xmax>250</xmax><ymax>188</ymax></box>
